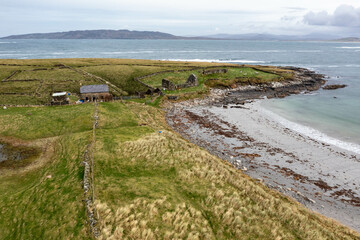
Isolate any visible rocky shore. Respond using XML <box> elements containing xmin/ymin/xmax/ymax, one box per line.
<box><xmin>221</xmin><ymin>66</ymin><xmax>326</xmax><ymax>105</ymax></box>
<box><xmin>165</xmin><ymin>66</ymin><xmax>360</xmax><ymax>232</ymax></box>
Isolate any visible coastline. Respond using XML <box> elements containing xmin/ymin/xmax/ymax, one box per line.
<box><xmin>166</xmin><ymin>68</ymin><xmax>360</xmax><ymax>232</ymax></box>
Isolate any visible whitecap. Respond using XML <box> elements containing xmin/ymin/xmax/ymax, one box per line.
<box><xmin>335</xmin><ymin>46</ymin><xmax>360</xmax><ymax>49</ymax></box>
<box><xmin>101</xmin><ymin>51</ymin><xmax>155</xmax><ymax>54</ymax></box>
<box><xmin>160</xmin><ymin>59</ymin><xmax>267</xmax><ymax>63</ymax></box>
<box><xmin>295</xmin><ymin>50</ymin><xmax>322</xmax><ymax>53</ymax></box>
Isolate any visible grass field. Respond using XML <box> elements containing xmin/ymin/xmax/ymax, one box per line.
<box><xmin>0</xmin><ymin>58</ymin><xmax>293</xmax><ymax>105</ymax></box>
<box><xmin>0</xmin><ymin>59</ymin><xmax>359</xmax><ymax>239</ymax></box>
<box><xmin>141</xmin><ymin>67</ymin><xmax>282</xmax><ymax>88</ymax></box>
<box><xmin>0</xmin><ymin>101</ymin><xmax>358</xmax><ymax>239</ymax></box>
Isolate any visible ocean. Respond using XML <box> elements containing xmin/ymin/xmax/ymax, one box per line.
<box><xmin>1</xmin><ymin>39</ymin><xmax>359</xmax><ymax>152</ymax></box>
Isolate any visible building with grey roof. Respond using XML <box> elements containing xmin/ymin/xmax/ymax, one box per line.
<box><xmin>80</xmin><ymin>84</ymin><xmax>112</xmax><ymax>102</ymax></box>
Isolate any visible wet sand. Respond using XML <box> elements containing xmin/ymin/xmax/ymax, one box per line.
<box><xmin>167</xmin><ymin>100</ymin><xmax>360</xmax><ymax>232</ymax></box>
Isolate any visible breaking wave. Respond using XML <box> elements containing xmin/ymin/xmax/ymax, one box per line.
<box><xmin>261</xmin><ymin>107</ymin><xmax>360</xmax><ymax>155</ymax></box>
<box><xmin>161</xmin><ymin>59</ymin><xmax>268</xmax><ymax>63</ymax></box>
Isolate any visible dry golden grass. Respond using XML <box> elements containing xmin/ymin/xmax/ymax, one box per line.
<box><xmin>93</xmin><ymin>101</ymin><xmax>360</xmax><ymax>240</ymax></box>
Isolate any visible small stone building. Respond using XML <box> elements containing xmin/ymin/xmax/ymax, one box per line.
<box><xmin>51</xmin><ymin>92</ymin><xmax>69</xmax><ymax>105</ymax></box>
<box><xmin>162</xmin><ymin>79</ymin><xmax>176</xmax><ymax>90</ymax></box>
<box><xmin>80</xmin><ymin>84</ymin><xmax>112</xmax><ymax>102</ymax></box>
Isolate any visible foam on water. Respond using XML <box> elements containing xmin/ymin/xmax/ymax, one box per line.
<box><xmin>295</xmin><ymin>50</ymin><xmax>322</xmax><ymax>53</ymax></box>
<box><xmin>260</xmin><ymin>106</ymin><xmax>360</xmax><ymax>155</ymax></box>
<box><xmin>336</xmin><ymin>46</ymin><xmax>360</xmax><ymax>49</ymax></box>
<box><xmin>162</xmin><ymin>59</ymin><xmax>267</xmax><ymax>63</ymax></box>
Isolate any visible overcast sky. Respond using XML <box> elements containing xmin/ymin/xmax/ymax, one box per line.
<box><xmin>1</xmin><ymin>0</ymin><xmax>360</xmax><ymax>37</ymax></box>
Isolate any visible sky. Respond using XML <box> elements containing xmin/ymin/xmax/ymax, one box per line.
<box><xmin>1</xmin><ymin>0</ymin><xmax>360</xmax><ymax>37</ymax></box>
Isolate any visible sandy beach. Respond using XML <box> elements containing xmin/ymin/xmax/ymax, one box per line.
<box><xmin>167</xmin><ymin>100</ymin><xmax>360</xmax><ymax>232</ymax></box>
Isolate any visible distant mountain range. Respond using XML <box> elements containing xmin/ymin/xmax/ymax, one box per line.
<box><xmin>1</xmin><ymin>29</ymin><xmax>188</xmax><ymax>40</ymax></box>
<box><xmin>1</xmin><ymin>29</ymin><xmax>359</xmax><ymax>41</ymax></box>
<box><xmin>332</xmin><ymin>37</ymin><xmax>360</xmax><ymax>42</ymax></box>
<box><xmin>203</xmin><ymin>33</ymin><xmax>344</xmax><ymax>41</ymax></box>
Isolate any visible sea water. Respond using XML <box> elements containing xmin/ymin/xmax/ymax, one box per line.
<box><xmin>1</xmin><ymin>39</ymin><xmax>359</xmax><ymax>151</ymax></box>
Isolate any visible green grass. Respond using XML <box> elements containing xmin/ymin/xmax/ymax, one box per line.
<box><xmin>0</xmin><ymin>59</ymin><xmax>235</xmax><ymax>105</ymax></box>
<box><xmin>141</xmin><ymin>67</ymin><xmax>282</xmax><ymax>89</ymax></box>
<box><xmin>0</xmin><ymin>104</ymin><xmax>94</xmax><ymax>239</ymax></box>
<box><xmin>0</xmin><ymin>81</ymin><xmax>39</xmax><ymax>94</ymax></box>
<box><xmin>0</xmin><ymin>101</ymin><xmax>358</xmax><ymax>240</ymax></box>
<box><xmin>0</xmin><ymin>134</ymin><xmax>89</xmax><ymax>239</ymax></box>
<box><xmin>0</xmin><ymin>104</ymin><xmax>93</xmax><ymax>140</ymax></box>
<box><xmin>0</xmin><ymin>59</ymin><xmax>358</xmax><ymax>239</ymax></box>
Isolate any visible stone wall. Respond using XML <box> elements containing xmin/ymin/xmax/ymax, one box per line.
<box><xmin>202</xmin><ymin>68</ymin><xmax>228</xmax><ymax>75</ymax></box>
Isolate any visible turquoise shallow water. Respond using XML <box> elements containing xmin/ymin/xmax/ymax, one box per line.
<box><xmin>1</xmin><ymin>39</ymin><xmax>359</xmax><ymax>148</ymax></box>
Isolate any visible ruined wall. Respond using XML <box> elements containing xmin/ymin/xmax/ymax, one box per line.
<box><xmin>162</xmin><ymin>79</ymin><xmax>176</xmax><ymax>90</ymax></box>
<box><xmin>81</xmin><ymin>92</ymin><xmax>113</xmax><ymax>102</ymax></box>
<box><xmin>202</xmin><ymin>68</ymin><xmax>228</xmax><ymax>75</ymax></box>
<box><xmin>171</xmin><ymin>74</ymin><xmax>199</xmax><ymax>89</ymax></box>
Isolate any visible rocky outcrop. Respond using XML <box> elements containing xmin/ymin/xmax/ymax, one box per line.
<box><xmin>221</xmin><ymin>67</ymin><xmax>326</xmax><ymax>105</ymax></box>
<box><xmin>323</xmin><ymin>84</ymin><xmax>347</xmax><ymax>90</ymax></box>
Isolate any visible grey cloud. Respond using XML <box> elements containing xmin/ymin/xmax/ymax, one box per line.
<box><xmin>304</xmin><ymin>5</ymin><xmax>360</xmax><ymax>27</ymax></box>
<box><xmin>281</xmin><ymin>16</ymin><xmax>298</xmax><ymax>22</ymax></box>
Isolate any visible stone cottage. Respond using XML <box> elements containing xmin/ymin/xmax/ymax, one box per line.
<box><xmin>80</xmin><ymin>84</ymin><xmax>112</xmax><ymax>102</ymax></box>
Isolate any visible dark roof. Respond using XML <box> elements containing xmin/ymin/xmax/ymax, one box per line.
<box><xmin>80</xmin><ymin>84</ymin><xmax>109</xmax><ymax>94</ymax></box>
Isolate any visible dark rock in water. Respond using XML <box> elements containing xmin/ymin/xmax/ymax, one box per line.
<box><xmin>323</xmin><ymin>84</ymin><xmax>347</xmax><ymax>90</ymax></box>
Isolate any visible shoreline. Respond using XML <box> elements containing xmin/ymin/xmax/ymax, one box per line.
<box><xmin>165</xmin><ymin>69</ymin><xmax>360</xmax><ymax>232</ymax></box>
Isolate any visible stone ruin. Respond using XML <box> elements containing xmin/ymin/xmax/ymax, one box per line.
<box><xmin>202</xmin><ymin>68</ymin><xmax>228</xmax><ymax>75</ymax></box>
<box><xmin>135</xmin><ymin>88</ymin><xmax>163</xmax><ymax>98</ymax></box>
<box><xmin>162</xmin><ymin>79</ymin><xmax>176</xmax><ymax>90</ymax></box>
<box><xmin>162</xmin><ymin>74</ymin><xmax>198</xmax><ymax>90</ymax></box>
<box><xmin>186</xmin><ymin>74</ymin><xmax>198</xmax><ymax>86</ymax></box>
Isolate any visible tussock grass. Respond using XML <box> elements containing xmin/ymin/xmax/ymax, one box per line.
<box><xmin>93</xmin><ymin>101</ymin><xmax>359</xmax><ymax>240</ymax></box>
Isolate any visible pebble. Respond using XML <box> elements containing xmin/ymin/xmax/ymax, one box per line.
<box><xmin>308</xmin><ymin>198</ymin><xmax>316</xmax><ymax>204</ymax></box>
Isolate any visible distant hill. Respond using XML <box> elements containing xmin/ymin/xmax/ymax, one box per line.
<box><xmin>332</xmin><ymin>37</ymin><xmax>360</xmax><ymax>42</ymax></box>
<box><xmin>203</xmin><ymin>33</ymin><xmax>342</xmax><ymax>41</ymax></box>
<box><xmin>1</xmin><ymin>29</ymin><xmax>185</xmax><ymax>39</ymax></box>
<box><xmin>3</xmin><ymin>29</ymin><xmax>358</xmax><ymax>41</ymax></box>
